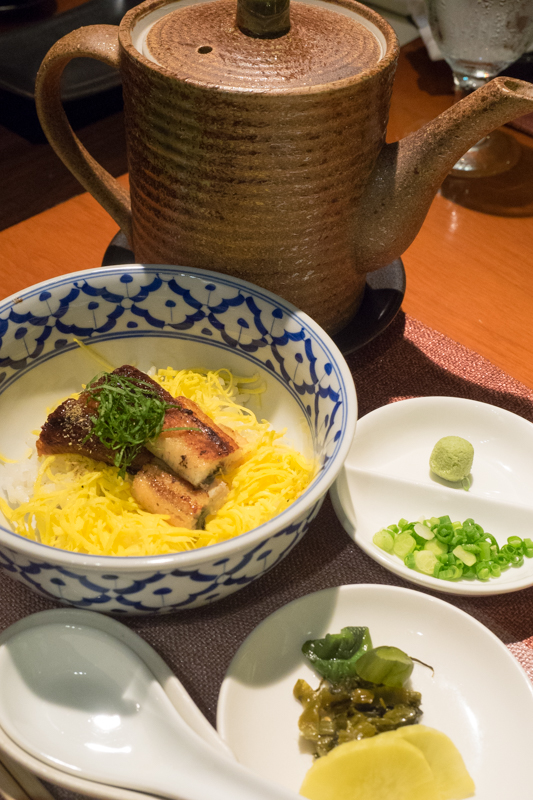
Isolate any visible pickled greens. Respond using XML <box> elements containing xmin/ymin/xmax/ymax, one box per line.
<box><xmin>302</xmin><ymin>627</ymin><xmax>372</xmax><ymax>683</ymax></box>
<box><xmin>355</xmin><ymin>646</ymin><xmax>414</xmax><ymax>688</ymax></box>
<box><xmin>296</xmin><ymin>628</ymin><xmax>422</xmax><ymax>757</ymax></box>
<box><xmin>294</xmin><ymin>677</ymin><xmax>423</xmax><ymax>757</ymax></box>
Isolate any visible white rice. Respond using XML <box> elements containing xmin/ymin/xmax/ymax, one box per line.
<box><xmin>1</xmin><ymin>443</ymin><xmax>39</xmax><ymax>506</ymax></box>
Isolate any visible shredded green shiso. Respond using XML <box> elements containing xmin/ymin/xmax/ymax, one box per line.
<box><xmin>83</xmin><ymin>372</ymin><xmax>197</xmax><ymax>476</ymax></box>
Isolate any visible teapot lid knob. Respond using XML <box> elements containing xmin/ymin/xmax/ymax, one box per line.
<box><xmin>236</xmin><ymin>0</ymin><xmax>290</xmax><ymax>39</ymax></box>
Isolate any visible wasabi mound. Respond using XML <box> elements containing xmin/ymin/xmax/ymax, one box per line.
<box><xmin>430</xmin><ymin>436</ymin><xmax>474</xmax><ymax>484</ymax></box>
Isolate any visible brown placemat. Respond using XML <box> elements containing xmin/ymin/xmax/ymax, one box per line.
<box><xmin>1</xmin><ymin>311</ymin><xmax>533</xmax><ymax>798</ymax></box>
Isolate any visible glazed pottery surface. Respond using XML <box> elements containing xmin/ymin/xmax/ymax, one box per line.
<box><xmin>35</xmin><ymin>0</ymin><xmax>533</xmax><ymax>333</ymax></box>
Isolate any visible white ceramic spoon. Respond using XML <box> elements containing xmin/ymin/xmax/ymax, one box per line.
<box><xmin>0</xmin><ymin>609</ymin><xmax>299</xmax><ymax>800</ymax></box>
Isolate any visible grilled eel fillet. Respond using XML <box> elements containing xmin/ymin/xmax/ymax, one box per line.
<box><xmin>36</xmin><ymin>396</ymin><xmax>152</xmax><ymax>469</ymax></box>
<box><xmin>37</xmin><ymin>365</ymin><xmax>243</xmax><ymax>485</ymax></box>
<box><xmin>131</xmin><ymin>462</ymin><xmax>229</xmax><ymax>529</ymax></box>
<box><xmin>146</xmin><ymin>395</ymin><xmax>244</xmax><ymax>487</ymax></box>
<box><xmin>114</xmin><ymin>365</ymin><xmax>244</xmax><ymax>486</ymax></box>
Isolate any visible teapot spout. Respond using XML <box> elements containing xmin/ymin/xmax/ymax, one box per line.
<box><xmin>353</xmin><ymin>77</ymin><xmax>533</xmax><ymax>273</ymax></box>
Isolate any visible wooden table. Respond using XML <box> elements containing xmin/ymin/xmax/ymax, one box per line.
<box><xmin>1</xmin><ymin>37</ymin><xmax>533</xmax><ymax>800</ymax></box>
<box><xmin>1</xmin><ymin>38</ymin><xmax>533</xmax><ymax>388</ymax></box>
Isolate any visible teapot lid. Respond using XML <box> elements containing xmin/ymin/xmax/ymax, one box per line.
<box><xmin>141</xmin><ymin>0</ymin><xmax>384</xmax><ymax>91</ymax></box>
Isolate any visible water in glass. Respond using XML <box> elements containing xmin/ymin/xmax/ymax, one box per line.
<box><xmin>428</xmin><ymin>0</ymin><xmax>533</xmax><ymax>89</ymax></box>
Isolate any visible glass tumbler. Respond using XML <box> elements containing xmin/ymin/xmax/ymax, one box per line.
<box><xmin>426</xmin><ymin>0</ymin><xmax>533</xmax><ymax>176</ymax></box>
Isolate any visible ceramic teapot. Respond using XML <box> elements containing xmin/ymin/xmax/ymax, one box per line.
<box><xmin>35</xmin><ymin>0</ymin><xmax>533</xmax><ymax>334</ymax></box>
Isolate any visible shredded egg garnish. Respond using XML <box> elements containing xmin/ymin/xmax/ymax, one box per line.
<box><xmin>0</xmin><ymin>368</ymin><xmax>316</xmax><ymax>556</ymax></box>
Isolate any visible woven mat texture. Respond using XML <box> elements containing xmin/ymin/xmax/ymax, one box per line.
<box><xmin>1</xmin><ymin>312</ymin><xmax>532</xmax><ymax>798</ymax></box>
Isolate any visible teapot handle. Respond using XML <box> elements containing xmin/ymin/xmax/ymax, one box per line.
<box><xmin>35</xmin><ymin>25</ymin><xmax>133</xmax><ymax>245</ymax></box>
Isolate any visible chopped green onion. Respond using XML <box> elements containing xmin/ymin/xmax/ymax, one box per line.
<box><xmin>373</xmin><ymin>515</ymin><xmax>532</xmax><ymax>585</ymax></box>
<box><xmin>500</xmin><ymin>544</ymin><xmax>523</xmax><ymax>566</ymax></box>
<box><xmin>489</xmin><ymin>562</ymin><xmax>501</xmax><ymax>578</ymax></box>
<box><xmin>439</xmin><ymin>565</ymin><xmax>463</xmax><ymax>581</ymax></box>
<box><xmin>483</xmin><ymin>533</ymin><xmax>498</xmax><ymax>548</ymax></box>
<box><xmin>462</xmin><ymin>565</ymin><xmax>477</xmax><ymax>579</ymax></box>
<box><xmin>452</xmin><ymin>545</ymin><xmax>476</xmax><ymax>567</ymax></box>
<box><xmin>523</xmin><ymin>538</ymin><xmax>533</xmax><ymax>558</ymax></box>
<box><xmin>393</xmin><ymin>533</ymin><xmax>416</xmax><ymax>559</ymax></box>
<box><xmin>424</xmin><ymin>538</ymin><xmax>447</xmax><ymax>557</ymax></box>
<box><xmin>413</xmin><ymin>522</ymin><xmax>434</xmax><ymax>541</ymax></box>
<box><xmin>373</xmin><ymin>529</ymin><xmax>394</xmax><ymax>553</ymax></box>
<box><xmin>477</xmin><ymin>541</ymin><xmax>491</xmax><ymax>561</ymax></box>
<box><xmin>413</xmin><ymin>550</ymin><xmax>438</xmax><ymax>575</ymax></box>
<box><xmin>492</xmin><ymin>553</ymin><xmax>511</xmax><ymax>569</ymax></box>
<box><xmin>435</xmin><ymin>524</ymin><xmax>454</xmax><ymax>544</ymax></box>
<box><xmin>404</xmin><ymin>553</ymin><xmax>417</xmax><ymax>570</ymax></box>
<box><xmin>475</xmin><ymin>561</ymin><xmax>491</xmax><ymax>581</ymax></box>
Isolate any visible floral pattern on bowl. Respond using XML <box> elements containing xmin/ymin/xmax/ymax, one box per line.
<box><xmin>0</xmin><ymin>265</ymin><xmax>357</xmax><ymax>614</ymax></box>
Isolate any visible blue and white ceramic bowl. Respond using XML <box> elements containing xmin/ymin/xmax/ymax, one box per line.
<box><xmin>0</xmin><ymin>265</ymin><xmax>357</xmax><ymax>614</ymax></box>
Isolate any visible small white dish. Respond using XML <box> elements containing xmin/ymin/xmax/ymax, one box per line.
<box><xmin>330</xmin><ymin>396</ymin><xmax>533</xmax><ymax>595</ymax></box>
<box><xmin>217</xmin><ymin>584</ymin><xmax>533</xmax><ymax>798</ymax></box>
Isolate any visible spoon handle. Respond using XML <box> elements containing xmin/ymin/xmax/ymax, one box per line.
<box><xmin>128</xmin><ymin>715</ymin><xmax>301</xmax><ymax>800</ymax></box>
<box><xmin>161</xmin><ymin>674</ymin><xmax>231</xmax><ymax>758</ymax></box>
<box><xmin>139</xmin><ymin>743</ymin><xmax>302</xmax><ymax>800</ymax></box>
